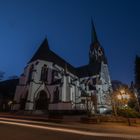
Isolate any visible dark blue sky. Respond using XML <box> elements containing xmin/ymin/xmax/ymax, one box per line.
<box><xmin>0</xmin><ymin>0</ymin><xmax>140</xmax><ymax>84</ymax></box>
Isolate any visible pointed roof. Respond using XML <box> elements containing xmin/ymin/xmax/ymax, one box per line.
<box><xmin>29</xmin><ymin>38</ymin><xmax>50</xmax><ymax>63</ymax></box>
<box><xmin>91</xmin><ymin>18</ymin><xmax>99</xmax><ymax>44</ymax></box>
<box><xmin>28</xmin><ymin>38</ymin><xmax>76</xmax><ymax>74</ymax></box>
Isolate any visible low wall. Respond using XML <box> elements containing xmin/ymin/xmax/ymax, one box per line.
<box><xmin>99</xmin><ymin>115</ymin><xmax>140</xmax><ymax>123</ymax></box>
<box><xmin>80</xmin><ymin>115</ymin><xmax>140</xmax><ymax>124</ymax></box>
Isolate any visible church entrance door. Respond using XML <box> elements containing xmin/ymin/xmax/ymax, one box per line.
<box><xmin>35</xmin><ymin>90</ymin><xmax>49</xmax><ymax>110</ymax></box>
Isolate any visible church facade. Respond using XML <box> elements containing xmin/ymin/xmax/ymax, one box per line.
<box><xmin>13</xmin><ymin>21</ymin><xmax>112</xmax><ymax>114</ymax></box>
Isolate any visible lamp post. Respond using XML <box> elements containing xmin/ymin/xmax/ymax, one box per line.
<box><xmin>117</xmin><ymin>88</ymin><xmax>131</xmax><ymax>126</ymax></box>
<box><xmin>117</xmin><ymin>89</ymin><xmax>130</xmax><ymax>107</ymax></box>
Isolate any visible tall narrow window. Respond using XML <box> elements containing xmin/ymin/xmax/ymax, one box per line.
<box><xmin>40</xmin><ymin>65</ymin><xmax>48</xmax><ymax>82</ymax></box>
<box><xmin>51</xmin><ymin>70</ymin><xmax>60</xmax><ymax>85</ymax></box>
<box><xmin>28</xmin><ymin>65</ymin><xmax>34</xmax><ymax>83</ymax></box>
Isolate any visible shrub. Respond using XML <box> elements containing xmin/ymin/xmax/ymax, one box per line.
<box><xmin>117</xmin><ymin>107</ymin><xmax>140</xmax><ymax>118</ymax></box>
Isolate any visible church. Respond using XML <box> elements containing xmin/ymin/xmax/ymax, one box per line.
<box><xmin>12</xmin><ymin>21</ymin><xmax>112</xmax><ymax>114</ymax></box>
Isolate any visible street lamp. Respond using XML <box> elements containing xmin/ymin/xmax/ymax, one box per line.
<box><xmin>117</xmin><ymin>88</ymin><xmax>131</xmax><ymax>126</ymax></box>
<box><xmin>117</xmin><ymin>88</ymin><xmax>130</xmax><ymax>107</ymax></box>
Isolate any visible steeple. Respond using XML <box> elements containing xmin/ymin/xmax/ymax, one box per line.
<box><xmin>91</xmin><ymin>18</ymin><xmax>98</xmax><ymax>44</ymax></box>
<box><xmin>89</xmin><ymin>19</ymin><xmax>107</xmax><ymax>65</ymax></box>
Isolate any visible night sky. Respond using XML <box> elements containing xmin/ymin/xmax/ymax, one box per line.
<box><xmin>0</xmin><ymin>0</ymin><xmax>140</xmax><ymax>84</ymax></box>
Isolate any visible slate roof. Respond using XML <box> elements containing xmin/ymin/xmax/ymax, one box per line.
<box><xmin>29</xmin><ymin>39</ymin><xmax>76</xmax><ymax>75</ymax></box>
<box><xmin>76</xmin><ymin>65</ymin><xmax>89</xmax><ymax>78</ymax></box>
<box><xmin>29</xmin><ymin>38</ymin><xmax>104</xmax><ymax>78</ymax></box>
<box><xmin>29</xmin><ymin>38</ymin><xmax>103</xmax><ymax>78</ymax></box>
<box><xmin>76</xmin><ymin>63</ymin><xmax>101</xmax><ymax>78</ymax></box>
<box><xmin>29</xmin><ymin>39</ymin><xmax>50</xmax><ymax>63</ymax></box>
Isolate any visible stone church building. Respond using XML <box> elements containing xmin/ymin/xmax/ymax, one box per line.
<box><xmin>13</xmin><ymin>21</ymin><xmax>112</xmax><ymax>114</ymax></box>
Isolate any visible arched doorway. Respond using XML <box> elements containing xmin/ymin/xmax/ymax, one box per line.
<box><xmin>35</xmin><ymin>90</ymin><xmax>49</xmax><ymax>110</ymax></box>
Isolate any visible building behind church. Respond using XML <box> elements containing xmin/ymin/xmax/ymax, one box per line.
<box><xmin>12</xmin><ymin>21</ymin><xmax>112</xmax><ymax>114</ymax></box>
<box><xmin>0</xmin><ymin>78</ymin><xmax>19</xmax><ymax>111</ymax></box>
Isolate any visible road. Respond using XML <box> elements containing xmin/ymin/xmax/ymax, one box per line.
<box><xmin>0</xmin><ymin>117</ymin><xmax>139</xmax><ymax>140</ymax></box>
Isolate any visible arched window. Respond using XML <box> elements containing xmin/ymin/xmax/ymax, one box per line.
<box><xmin>51</xmin><ymin>70</ymin><xmax>60</xmax><ymax>84</ymax></box>
<box><xmin>40</xmin><ymin>65</ymin><xmax>48</xmax><ymax>82</ymax></box>
<box><xmin>53</xmin><ymin>87</ymin><xmax>59</xmax><ymax>103</ymax></box>
<box><xmin>28</xmin><ymin>65</ymin><xmax>34</xmax><ymax>83</ymax></box>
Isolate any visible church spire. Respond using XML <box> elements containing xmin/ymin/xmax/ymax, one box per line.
<box><xmin>91</xmin><ymin>18</ymin><xmax>98</xmax><ymax>44</ymax></box>
<box><xmin>89</xmin><ymin>19</ymin><xmax>107</xmax><ymax>65</ymax></box>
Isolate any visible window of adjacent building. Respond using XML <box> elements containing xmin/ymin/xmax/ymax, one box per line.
<box><xmin>40</xmin><ymin>65</ymin><xmax>48</xmax><ymax>82</ymax></box>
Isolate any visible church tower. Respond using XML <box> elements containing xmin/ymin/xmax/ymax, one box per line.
<box><xmin>89</xmin><ymin>20</ymin><xmax>107</xmax><ymax>65</ymax></box>
<box><xmin>88</xmin><ymin>19</ymin><xmax>112</xmax><ymax>113</ymax></box>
